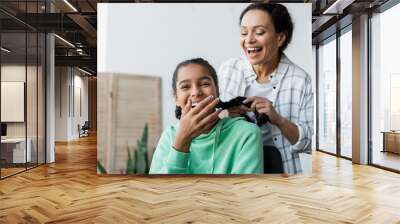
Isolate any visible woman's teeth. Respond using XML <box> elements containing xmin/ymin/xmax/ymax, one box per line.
<box><xmin>247</xmin><ymin>47</ymin><xmax>262</xmax><ymax>54</ymax></box>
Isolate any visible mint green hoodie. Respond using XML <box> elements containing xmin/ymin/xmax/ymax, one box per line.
<box><xmin>149</xmin><ymin>117</ymin><xmax>263</xmax><ymax>174</ymax></box>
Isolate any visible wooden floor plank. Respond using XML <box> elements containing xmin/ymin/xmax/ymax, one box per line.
<box><xmin>0</xmin><ymin>134</ymin><xmax>400</xmax><ymax>223</ymax></box>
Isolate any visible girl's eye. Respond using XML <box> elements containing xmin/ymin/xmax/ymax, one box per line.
<box><xmin>240</xmin><ymin>32</ymin><xmax>247</xmax><ymax>36</ymax></box>
<box><xmin>256</xmin><ymin>31</ymin><xmax>265</xmax><ymax>35</ymax></box>
<box><xmin>201</xmin><ymin>83</ymin><xmax>210</xmax><ymax>86</ymax></box>
<box><xmin>180</xmin><ymin>86</ymin><xmax>189</xmax><ymax>90</ymax></box>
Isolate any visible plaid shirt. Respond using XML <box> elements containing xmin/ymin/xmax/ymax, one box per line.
<box><xmin>218</xmin><ymin>54</ymin><xmax>314</xmax><ymax>174</ymax></box>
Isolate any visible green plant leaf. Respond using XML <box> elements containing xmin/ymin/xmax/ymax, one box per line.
<box><xmin>137</xmin><ymin>140</ymin><xmax>143</xmax><ymax>152</ymax></box>
<box><xmin>126</xmin><ymin>123</ymin><xmax>150</xmax><ymax>174</ymax></box>
<box><xmin>135</xmin><ymin>150</ymin><xmax>146</xmax><ymax>174</ymax></box>
<box><xmin>141</xmin><ymin>123</ymin><xmax>148</xmax><ymax>147</ymax></box>
<box><xmin>126</xmin><ymin>146</ymin><xmax>135</xmax><ymax>174</ymax></box>
<box><xmin>97</xmin><ymin>160</ymin><xmax>107</xmax><ymax>174</ymax></box>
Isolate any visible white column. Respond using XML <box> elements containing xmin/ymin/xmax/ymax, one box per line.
<box><xmin>46</xmin><ymin>32</ymin><xmax>55</xmax><ymax>163</ymax></box>
<box><xmin>352</xmin><ymin>14</ymin><xmax>369</xmax><ymax>164</ymax></box>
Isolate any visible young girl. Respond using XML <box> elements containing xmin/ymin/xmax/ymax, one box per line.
<box><xmin>149</xmin><ymin>58</ymin><xmax>263</xmax><ymax>174</ymax></box>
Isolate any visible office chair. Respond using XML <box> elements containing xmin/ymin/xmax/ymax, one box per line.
<box><xmin>79</xmin><ymin>121</ymin><xmax>90</xmax><ymax>138</ymax></box>
<box><xmin>263</xmin><ymin>146</ymin><xmax>284</xmax><ymax>173</ymax></box>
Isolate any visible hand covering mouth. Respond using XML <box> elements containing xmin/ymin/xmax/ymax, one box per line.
<box><xmin>191</xmin><ymin>101</ymin><xmax>199</xmax><ymax>108</ymax></box>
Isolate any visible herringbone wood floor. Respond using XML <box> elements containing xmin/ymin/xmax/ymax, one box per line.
<box><xmin>1</xmin><ymin>134</ymin><xmax>400</xmax><ymax>224</ymax></box>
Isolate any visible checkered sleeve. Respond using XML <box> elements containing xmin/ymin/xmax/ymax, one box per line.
<box><xmin>218</xmin><ymin>61</ymin><xmax>230</xmax><ymax>102</ymax></box>
<box><xmin>291</xmin><ymin>76</ymin><xmax>314</xmax><ymax>154</ymax></box>
<box><xmin>218</xmin><ymin>59</ymin><xmax>239</xmax><ymax>102</ymax></box>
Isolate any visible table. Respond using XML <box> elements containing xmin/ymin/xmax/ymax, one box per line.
<box><xmin>381</xmin><ymin>131</ymin><xmax>400</xmax><ymax>154</ymax></box>
<box><xmin>1</xmin><ymin>138</ymin><xmax>31</xmax><ymax>163</ymax></box>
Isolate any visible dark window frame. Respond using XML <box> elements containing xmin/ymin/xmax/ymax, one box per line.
<box><xmin>0</xmin><ymin>0</ymin><xmax>47</xmax><ymax>180</ymax></box>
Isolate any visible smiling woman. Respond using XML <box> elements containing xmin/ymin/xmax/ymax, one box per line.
<box><xmin>149</xmin><ymin>58</ymin><xmax>263</xmax><ymax>174</ymax></box>
<box><xmin>218</xmin><ymin>3</ymin><xmax>314</xmax><ymax>174</ymax></box>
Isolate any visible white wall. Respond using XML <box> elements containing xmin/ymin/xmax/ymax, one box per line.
<box><xmin>55</xmin><ymin>67</ymin><xmax>69</xmax><ymax>141</ymax></box>
<box><xmin>98</xmin><ymin>3</ymin><xmax>312</xmax><ymax>129</ymax></box>
<box><xmin>55</xmin><ymin>67</ymin><xmax>89</xmax><ymax>141</ymax></box>
<box><xmin>71</xmin><ymin>73</ymin><xmax>89</xmax><ymax>138</ymax></box>
<box><xmin>1</xmin><ymin>65</ymin><xmax>26</xmax><ymax>81</ymax></box>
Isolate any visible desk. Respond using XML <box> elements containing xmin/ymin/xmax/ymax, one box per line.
<box><xmin>1</xmin><ymin>138</ymin><xmax>31</xmax><ymax>163</ymax></box>
<box><xmin>381</xmin><ymin>131</ymin><xmax>400</xmax><ymax>154</ymax></box>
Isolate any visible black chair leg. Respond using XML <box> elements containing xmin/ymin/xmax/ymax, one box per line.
<box><xmin>263</xmin><ymin>146</ymin><xmax>284</xmax><ymax>173</ymax></box>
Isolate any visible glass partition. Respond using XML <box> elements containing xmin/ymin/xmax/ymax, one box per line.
<box><xmin>1</xmin><ymin>31</ymin><xmax>28</xmax><ymax>177</ymax></box>
<box><xmin>0</xmin><ymin>1</ymin><xmax>46</xmax><ymax>179</ymax></box>
<box><xmin>27</xmin><ymin>31</ymin><xmax>38</xmax><ymax>169</ymax></box>
<box><xmin>38</xmin><ymin>32</ymin><xmax>45</xmax><ymax>165</ymax></box>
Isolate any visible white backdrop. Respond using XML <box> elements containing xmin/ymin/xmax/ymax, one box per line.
<box><xmin>98</xmin><ymin>3</ymin><xmax>312</xmax><ymax>173</ymax></box>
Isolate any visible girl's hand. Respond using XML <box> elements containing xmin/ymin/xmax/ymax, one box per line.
<box><xmin>173</xmin><ymin>96</ymin><xmax>222</xmax><ymax>152</ymax></box>
<box><xmin>243</xmin><ymin>96</ymin><xmax>283</xmax><ymax>126</ymax></box>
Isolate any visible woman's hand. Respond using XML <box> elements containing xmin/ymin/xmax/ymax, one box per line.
<box><xmin>243</xmin><ymin>96</ymin><xmax>283</xmax><ymax>126</ymax></box>
<box><xmin>173</xmin><ymin>96</ymin><xmax>222</xmax><ymax>153</ymax></box>
<box><xmin>244</xmin><ymin>96</ymin><xmax>300</xmax><ymax>144</ymax></box>
<box><xmin>226</xmin><ymin>104</ymin><xmax>251</xmax><ymax>117</ymax></box>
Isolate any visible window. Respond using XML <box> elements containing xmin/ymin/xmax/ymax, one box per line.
<box><xmin>371</xmin><ymin>2</ymin><xmax>400</xmax><ymax>171</ymax></box>
<box><xmin>318</xmin><ymin>37</ymin><xmax>337</xmax><ymax>154</ymax></box>
<box><xmin>339</xmin><ymin>29</ymin><xmax>352</xmax><ymax>158</ymax></box>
